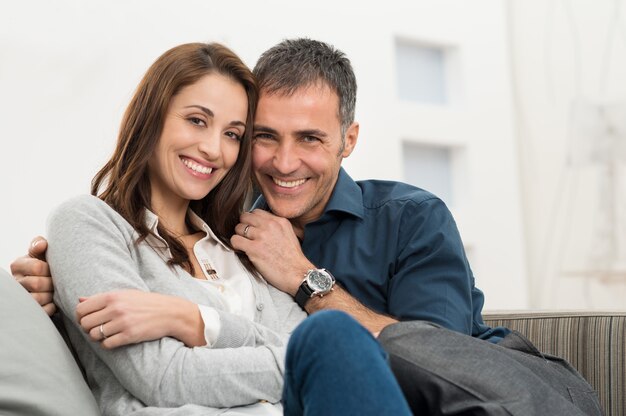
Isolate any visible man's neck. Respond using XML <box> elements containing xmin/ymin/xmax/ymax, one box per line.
<box><xmin>290</xmin><ymin>219</ymin><xmax>306</xmax><ymax>240</ymax></box>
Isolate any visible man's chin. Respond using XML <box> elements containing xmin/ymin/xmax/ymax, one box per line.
<box><xmin>265</xmin><ymin>200</ymin><xmax>306</xmax><ymax>220</ymax></box>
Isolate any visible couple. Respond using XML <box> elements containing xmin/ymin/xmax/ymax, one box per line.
<box><xmin>12</xmin><ymin>38</ymin><xmax>601</xmax><ymax>415</ymax></box>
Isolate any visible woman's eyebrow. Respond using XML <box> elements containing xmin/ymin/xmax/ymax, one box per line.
<box><xmin>184</xmin><ymin>105</ymin><xmax>214</xmax><ymax>117</ymax></box>
<box><xmin>185</xmin><ymin>105</ymin><xmax>245</xmax><ymax>127</ymax></box>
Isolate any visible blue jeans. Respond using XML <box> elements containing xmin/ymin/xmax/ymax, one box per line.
<box><xmin>282</xmin><ymin>310</ymin><xmax>411</xmax><ymax>416</ymax></box>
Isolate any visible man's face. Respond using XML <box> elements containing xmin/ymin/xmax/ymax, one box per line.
<box><xmin>252</xmin><ymin>85</ymin><xmax>358</xmax><ymax>228</ymax></box>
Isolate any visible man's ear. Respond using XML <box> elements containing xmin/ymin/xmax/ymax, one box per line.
<box><xmin>341</xmin><ymin>122</ymin><xmax>359</xmax><ymax>158</ymax></box>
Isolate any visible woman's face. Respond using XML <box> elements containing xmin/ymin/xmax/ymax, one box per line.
<box><xmin>148</xmin><ymin>73</ymin><xmax>248</xmax><ymax>210</ymax></box>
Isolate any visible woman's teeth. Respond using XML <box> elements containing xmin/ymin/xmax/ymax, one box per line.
<box><xmin>182</xmin><ymin>158</ymin><xmax>213</xmax><ymax>174</ymax></box>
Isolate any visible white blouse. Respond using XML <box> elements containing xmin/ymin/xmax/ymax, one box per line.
<box><xmin>146</xmin><ymin>209</ymin><xmax>258</xmax><ymax>346</ymax></box>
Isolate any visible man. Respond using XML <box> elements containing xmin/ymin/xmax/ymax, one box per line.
<box><xmin>12</xmin><ymin>39</ymin><xmax>600</xmax><ymax>415</ymax></box>
<box><xmin>232</xmin><ymin>39</ymin><xmax>500</xmax><ymax>340</ymax></box>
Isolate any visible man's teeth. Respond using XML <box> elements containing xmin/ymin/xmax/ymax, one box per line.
<box><xmin>273</xmin><ymin>178</ymin><xmax>306</xmax><ymax>188</ymax></box>
<box><xmin>182</xmin><ymin>158</ymin><xmax>213</xmax><ymax>174</ymax></box>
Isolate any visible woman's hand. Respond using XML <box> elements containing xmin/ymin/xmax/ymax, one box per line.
<box><xmin>76</xmin><ymin>290</ymin><xmax>207</xmax><ymax>349</ymax></box>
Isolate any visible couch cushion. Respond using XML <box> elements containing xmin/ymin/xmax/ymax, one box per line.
<box><xmin>0</xmin><ymin>267</ymin><xmax>100</xmax><ymax>416</ymax></box>
<box><xmin>484</xmin><ymin>310</ymin><xmax>626</xmax><ymax>416</ymax></box>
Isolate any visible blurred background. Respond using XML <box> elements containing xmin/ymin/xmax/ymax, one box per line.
<box><xmin>2</xmin><ymin>0</ymin><xmax>625</xmax><ymax>310</ymax></box>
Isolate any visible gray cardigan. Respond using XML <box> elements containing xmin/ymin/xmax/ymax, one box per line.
<box><xmin>47</xmin><ymin>195</ymin><xmax>306</xmax><ymax>415</ymax></box>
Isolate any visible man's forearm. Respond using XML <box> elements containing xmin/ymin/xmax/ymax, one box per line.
<box><xmin>304</xmin><ymin>285</ymin><xmax>397</xmax><ymax>335</ymax></box>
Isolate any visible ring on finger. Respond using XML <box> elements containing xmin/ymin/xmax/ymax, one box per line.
<box><xmin>99</xmin><ymin>323</ymin><xmax>108</xmax><ymax>340</ymax></box>
<box><xmin>243</xmin><ymin>224</ymin><xmax>251</xmax><ymax>238</ymax></box>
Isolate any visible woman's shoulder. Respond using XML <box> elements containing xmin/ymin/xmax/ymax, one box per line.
<box><xmin>47</xmin><ymin>194</ymin><xmax>129</xmax><ymax>232</ymax></box>
<box><xmin>49</xmin><ymin>194</ymin><xmax>110</xmax><ymax>218</ymax></box>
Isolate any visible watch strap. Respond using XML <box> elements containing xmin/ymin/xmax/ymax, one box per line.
<box><xmin>295</xmin><ymin>280</ymin><xmax>314</xmax><ymax>309</ymax></box>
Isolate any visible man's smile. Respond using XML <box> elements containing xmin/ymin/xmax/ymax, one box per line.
<box><xmin>272</xmin><ymin>177</ymin><xmax>308</xmax><ymax>188</ymax></box>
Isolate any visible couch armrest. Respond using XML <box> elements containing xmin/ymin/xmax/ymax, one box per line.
<box><xmin>0</xmin><ymin>268</ymin><xmax>100</xmax><ymax>415</ymax></box>
<box><xmin>483</xmin><ymin>310</ymin><xmax>625</xmax><ymax>416</ymax></box>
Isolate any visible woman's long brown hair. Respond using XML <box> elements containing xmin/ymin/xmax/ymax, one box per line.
<box><xmin>91</xmin><ymin>42</ymin><xmax>258</xmax><ymax>276</ymax></box>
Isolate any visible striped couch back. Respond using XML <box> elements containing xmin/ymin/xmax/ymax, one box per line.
<box><xmin>484</xmin><ymin>311</ymin><xmax>625</xmax><ymax>416</ymax></box>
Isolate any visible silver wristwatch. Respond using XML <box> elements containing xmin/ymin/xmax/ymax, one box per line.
<box><xmin>294</xmin><ymin>268</ymin><xmax>335</xmax><ymax>309</ymax></box>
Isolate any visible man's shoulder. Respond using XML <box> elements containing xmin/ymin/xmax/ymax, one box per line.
<box><xmin>355</xmin><ymin>179</ymin><xmax>442</xmax><ymax>209</ymax></box>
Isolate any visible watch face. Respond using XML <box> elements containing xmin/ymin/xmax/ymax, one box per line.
<box><xmin>308</xmin><ymin>270</ymin><xmax>333</xmax><ymax>292</ymax></box>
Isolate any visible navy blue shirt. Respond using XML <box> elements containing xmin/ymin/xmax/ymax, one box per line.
<box><xmin>255</xmin><ymin>168</ymin><xmax>509</xmax><ymax>343</ymax></box>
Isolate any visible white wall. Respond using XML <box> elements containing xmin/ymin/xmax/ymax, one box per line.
<box><xmin>342</xmin><ymin>1</ymin><xmax>528</xmax><ymax>309</ymax></box>
<box><xmin>509</xmin><ymin>0</ymin><xmax>626</xmax><ymax>309</ymax></box>
<box><xmin>0</xmin><ymin>0</ymin><xmax>527</xmax><ymax>309</ymax></box>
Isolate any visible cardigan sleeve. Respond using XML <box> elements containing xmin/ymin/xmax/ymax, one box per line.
<box><xmin>47</xmin><ymin>195</ymin><xmax>286</xmax><ymax>408</ymax></box>
<box><xmin>266</xmin><ymin>284</ymin><xmax>308</xmax><ymax>335</ymax></box>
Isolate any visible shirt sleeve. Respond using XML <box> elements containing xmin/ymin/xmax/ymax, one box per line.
<box><xmin>386</xmin><ymin>197</ymin><xmax>475</xmax><ymax>335</ymax></box>
<box><xmin>197</xmin><ymin>305</ymin><xmax>221</xmax><ymax>347</ymax></box>
<box><xmin>47</xmin><ymin>196</ymin><xmax>286</xmax><ymax>408</ymax></box>
<box><xmin>206</xmin><ymin>286</ymin><xmax>306</xmax><ymax>349</ymax></box>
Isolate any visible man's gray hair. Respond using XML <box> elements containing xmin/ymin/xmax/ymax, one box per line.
<box><xmin>253</xmin><ymin>38</ymin><xmax>357</xmax><ymax>139</ymax></box>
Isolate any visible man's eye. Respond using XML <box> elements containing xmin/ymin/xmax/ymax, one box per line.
<box><xmin>303</xmin><ymin>136</ymin><xmax>320</xmax><ymax>143</ymax></box>
<box><xmin>254</xmin><ymin>133</ymin><xmax>274</xmax><ymax>140</ymax></box>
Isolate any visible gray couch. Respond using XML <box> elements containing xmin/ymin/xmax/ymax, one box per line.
<box><xmin>0</xmin><ymin>267</ymin><xmax>99</xmax><ymax>416</ymax></box>
<box><xmin>1</xmin><ymin>267</ymin><xmax>622</xmax><ymax>415</ymax></box>
<box><xmin>484</xmin><ymin>311</ymin><xmax>626</xmax><ymax>416</ymax></box>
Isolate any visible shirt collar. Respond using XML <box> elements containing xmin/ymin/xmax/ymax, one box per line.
<box><xmin>252</xmin><ymin>167</ymin><xmax>364</xmax><ymax>220</ymax></box>
<box><xmin>144</xmin><ymin>209</ymin><xmax>165</xmax><ymax>242</ymax></box>
<box><xmin>143</xmin><ymin>209</ymin><xmax>171</xmax><ymax>260</ymax></box>
<box><xmin>143</xmin><ymin>208</ymin><xmax>231</xmax><ymax>253</ymax></box>
<box><xmin>322</xmin><ymin>167</ymin><xmax>364</xmax><ymax>219</ymax></box>
<box><xmin>187</xmin><ymin>210</ymin><xmax>231</xmax><ymax>250</ymax></box>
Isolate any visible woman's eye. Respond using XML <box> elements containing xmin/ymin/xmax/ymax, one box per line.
<box><xmin>188</xmin><ymin>117</ymin><xmax>205</xmax><ymax>126</ymax></box>
<box><xmin>225</xmin><ymin>131</ymin><xmax>242</xmax><ymax>141</ymax></box>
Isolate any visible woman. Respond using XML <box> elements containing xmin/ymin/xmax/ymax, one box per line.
<box><xmin>47</xmin><ymin>42</ymin><xmax>411</xmax><ymax>415</ymax></box>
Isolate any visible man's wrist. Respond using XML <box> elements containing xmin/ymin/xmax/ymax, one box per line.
<box><xmin>286</xmin><ymin>262</ymin><xmax>316</xmax><ymax>296</ymax></box>
<box><xmin>294</xmin><ymin>268</ymin><xmax>336</xmax><ymax>309</ymax></box>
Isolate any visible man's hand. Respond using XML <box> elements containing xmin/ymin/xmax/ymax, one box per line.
<box><xmin>231</xmin><ymin>209</ymin><xmax>314</xmax><ymax>296</ymax></box>
<box><xmin>10</xmin><ymin>236</ymin><xmax>56</xmax><ymax>316</ymax></box>
<box><xmin>231</xmin><ymin>210</ymin><xmax>398</xmax><ymax>335</ymax></box>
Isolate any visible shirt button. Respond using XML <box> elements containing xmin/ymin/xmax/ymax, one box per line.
<box><xmin>256</xmin><ymin>303</ymin><xmax>264</xmax><ymax>311</ymax></box>
<box><xmin>218</xmin><ymin>285</ymin><xmax>225</xmax><ymax>293</ymax></box>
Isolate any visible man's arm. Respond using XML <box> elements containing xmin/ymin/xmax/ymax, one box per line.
<box><xmin>10</xmin><ymin>237</ymin><xmax>209</xmax><ymax>347</ymax></box>
<box><xmin>10</xmin><ymin>236</ymin><xmax>56</xmax><ymax>316</ymax></box>
<box><xmin>47</xmin><ymin>195</ymin><xmax>288</xmax><ymax>407</ymax></box>
<box><xmin>231</xmin><ymin>209</ymin><xmax>397</xmax><ymax>335</ymax></box>
<box><xmin>305</xmin><ymin>286</ymin><xmax>397</xmax><ymax>336</ymax></box>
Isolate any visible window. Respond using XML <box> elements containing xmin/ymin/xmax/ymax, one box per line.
<box><xmin>402</xmin><ymin>141</ymin><xmax>467</xmax><ymax>207</ymax></box>
<box><xmin>396</xmin><ymin>40</ymin><xmax>447</xmax><ymax>105</ymax></box>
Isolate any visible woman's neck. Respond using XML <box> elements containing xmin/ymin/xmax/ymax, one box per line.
<box><xmin>151</xmin><ymin>196</ymin><xmax>192</xmax><ymax>236</ymax></box>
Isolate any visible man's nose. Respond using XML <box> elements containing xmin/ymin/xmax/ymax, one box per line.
<box><xmin>272</xmin><ymin>141</ymin><xmax>300</xmax><ymax>173</ymax></box>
